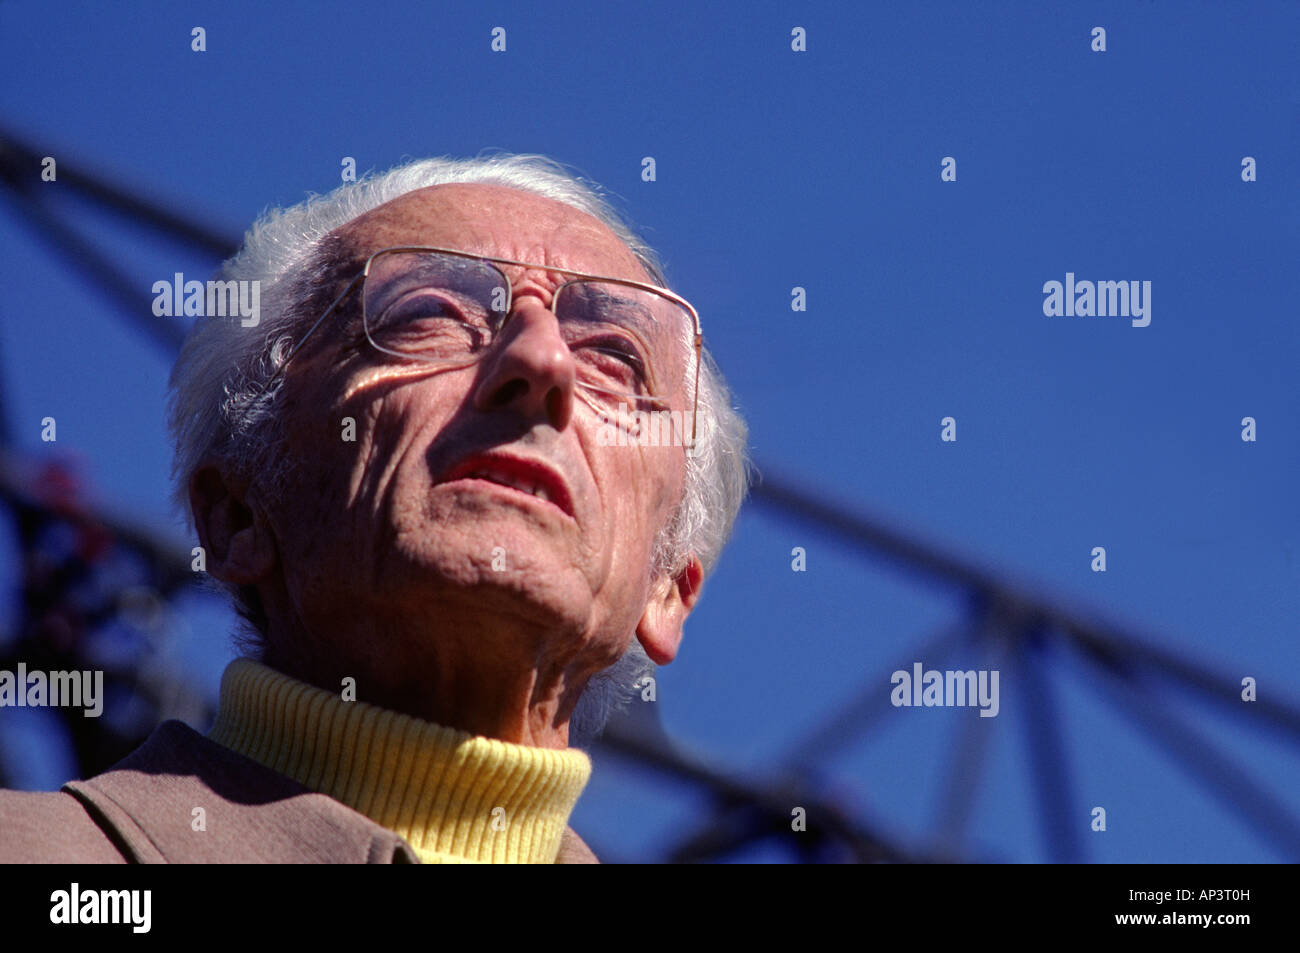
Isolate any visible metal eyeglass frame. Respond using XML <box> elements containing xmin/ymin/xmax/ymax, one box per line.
<box><xmin>260</xmin><ymin>244</ymin><xmax>703</xmax><ymax>448</ymax></box>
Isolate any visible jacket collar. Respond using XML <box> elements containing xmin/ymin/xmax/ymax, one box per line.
<box><xmin>63</xmin><ymin>720</ymin><xmax>419</xmax><ymax>863</ymax></box>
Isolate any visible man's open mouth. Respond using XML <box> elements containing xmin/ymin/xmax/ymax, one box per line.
<box><xmin>436</xmin><ymin>453</ymin><xmax>576</xmax><ymax>519</ymax></box>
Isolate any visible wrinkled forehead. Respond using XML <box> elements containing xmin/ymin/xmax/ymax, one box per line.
<box><xmin>329</xmin><ymin>183</ymin><xmax>652</xmax><ymax>284</ymax></box>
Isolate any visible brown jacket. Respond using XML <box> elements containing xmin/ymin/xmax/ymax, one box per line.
<box><xmin>0</xmin><ymin>720</ymin><xmax>598</xmax><ymax>863</ymax></box>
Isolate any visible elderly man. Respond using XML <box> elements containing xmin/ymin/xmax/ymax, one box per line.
<box><xmin>0</xmin><ymin>154</ymin><xmax>749</xmax><ymax>863</ymax></box>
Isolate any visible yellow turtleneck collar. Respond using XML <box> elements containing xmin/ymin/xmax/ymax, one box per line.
<box><xmin>206</xmin><ymin>658</ymin><xmax>591</xmax><ymax>864</ymax></box>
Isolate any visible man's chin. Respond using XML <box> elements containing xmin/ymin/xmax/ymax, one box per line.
<box><xmin>388</xmin><ymin>553</ymin><xmax>595</xmax><ymax>634</ymax></box>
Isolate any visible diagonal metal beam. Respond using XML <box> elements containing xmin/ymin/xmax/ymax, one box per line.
<box><xmin>782</xmin><ymin>611</ymin><xmax>975</xmax><ymax>773</ymax></box>
<box><xmin>0</xmin><ymin>184</ymin><xmax>187</xmax><ymax>354</ymax></box>
<box><xmin>0</xmin><ymin>127</ymin><xmax>239</xmax><ymax>257</ymax></box>
<box><xmin>932</xmin><ymin>615</ymin><xmax>1007</xmax><ymax>856</ymax></box>
<box><xmin>595</xmin><ymin>721</ymin><xmax>919</xmax><ymax>862</ymax></box>
<box><xmin>1076</xmin><ymin>641</ymin><xmax>1300</xmax><ymax>860</ymax></box>
<box><xmin>1016</xmin><ymin>624</ymin><xmax>1083</xmax><ymax>862</ymax></box>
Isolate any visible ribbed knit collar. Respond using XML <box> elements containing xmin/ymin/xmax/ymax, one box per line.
<box><xmin>206</xmin><ymin>658</ymin><xmax>591</xmax><ymax>864</ymax></box>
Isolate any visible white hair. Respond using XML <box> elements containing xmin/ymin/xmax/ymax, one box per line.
<box><xmin>167</xmin><ymin>153</ymin><xmax>750</xmax><ymax>746</ymax></box>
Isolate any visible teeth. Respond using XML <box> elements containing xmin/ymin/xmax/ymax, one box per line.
<box><xmin>469</xmin><ymin>469</ymin><xmax>553</xmax><ymax>504</ymax></box>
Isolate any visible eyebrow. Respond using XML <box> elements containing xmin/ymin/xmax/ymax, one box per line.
<box><xmin>295</xmin><ymin>245</ymin><xmax>369</xmax><ymax>337</ymax></box>
<box><xmin>566</xmin><ymin>284</ymin><xmax>661</xmax><ymax>334</ymax></box>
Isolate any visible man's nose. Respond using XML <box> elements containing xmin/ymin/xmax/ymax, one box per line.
<box><xmin>472</xmin><ymin>295</ymin><xmax>577</xmax><ymax>431</ymax></box>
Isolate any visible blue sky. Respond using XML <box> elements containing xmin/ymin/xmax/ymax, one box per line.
<box><xmin>1</xmin><ymin>0</ymin><xmax>1297</xmax><ymax>862</ymax></box>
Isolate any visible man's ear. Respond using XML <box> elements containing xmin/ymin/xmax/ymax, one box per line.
<box><xmin>189</xmin><ymin>460</ymin><xmax>277</xmax><ymax>585</ymax></box>
<box><xmin>634</xmin><ymin>555</ymin><xmax>704</xmax><ymax>666</ymax></box>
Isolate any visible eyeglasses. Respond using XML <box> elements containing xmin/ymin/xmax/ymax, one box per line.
<box><xmin>269</xmin><ymin>246</ymin><xmax>702</xmax><ymax>447</ymax></box>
